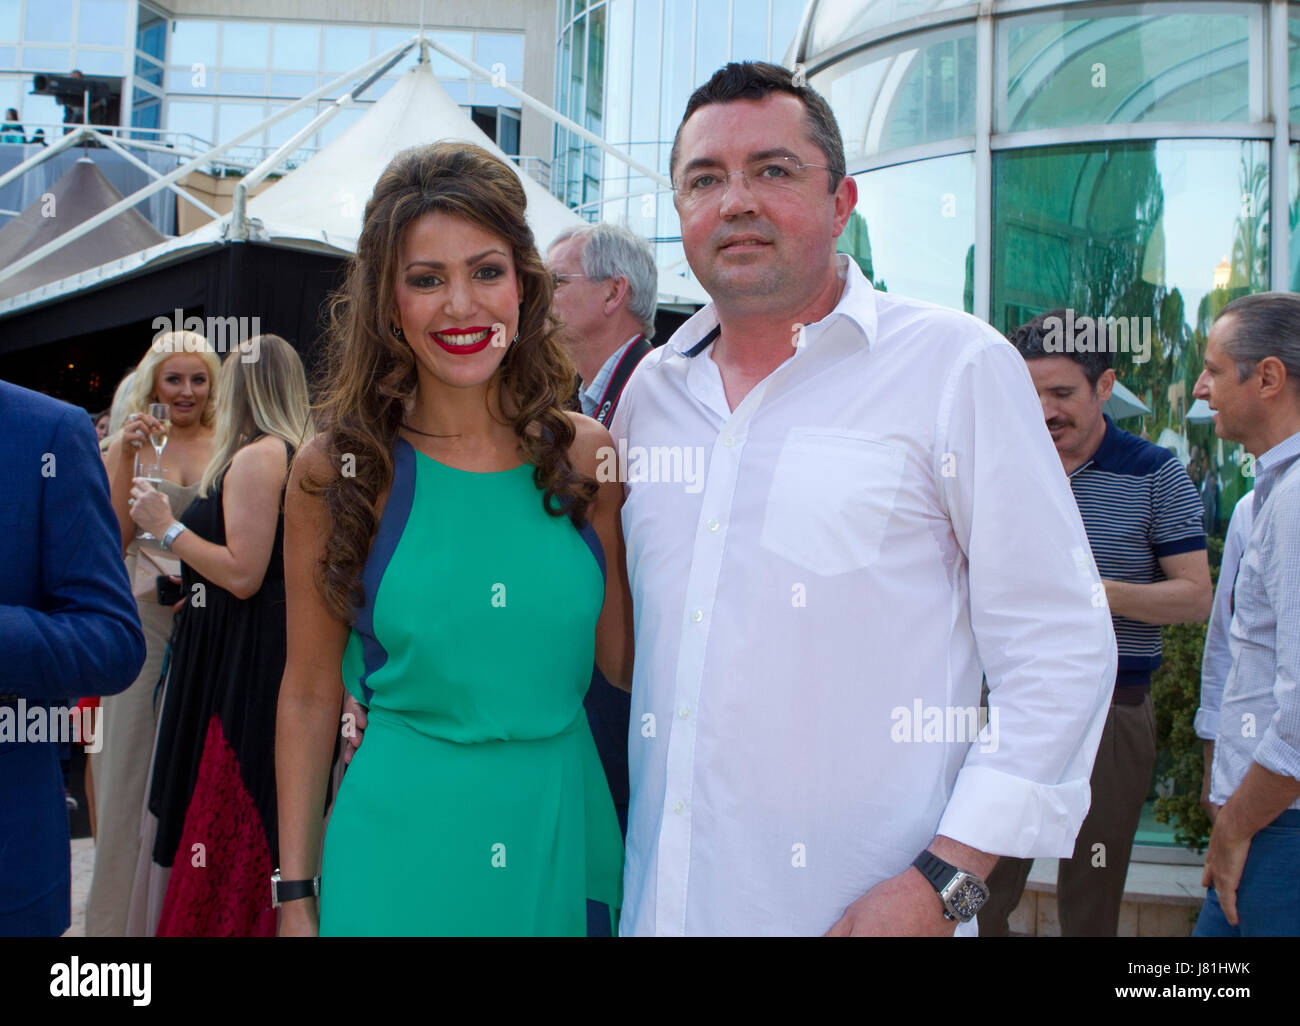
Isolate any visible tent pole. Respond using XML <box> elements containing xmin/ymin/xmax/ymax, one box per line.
<box><xmin>95</xmin><ymin>132</ymin><xmax>222</xmax><ymax>222</ymax></box>
<box><xmin>423</xmin><ymin>40</ymin><xmax>672</xmax><ymax>189</ymax></box>
<box><xmin>0</xmin><ymin>39</ymin><xmax>421</xmax><ymax>287</ymax></box>
<box><xmin>0</xmin><ymin>125</ymin><xmax>99</xmax><ymax>191</ymax></box>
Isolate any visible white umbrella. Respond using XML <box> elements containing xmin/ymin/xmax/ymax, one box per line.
<box><xmin>1186</xmin><ymin>398</ymin><xmax>1215</xmax><ymax>423</ymax></box>
<box><xmin>1104</xmin><ymin>379</ymin><xmax>1151</xmax><ymax>420</ymax></box>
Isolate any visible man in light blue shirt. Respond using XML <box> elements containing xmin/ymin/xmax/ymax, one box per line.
<box><xmin>1192</xmin><ymin>291</ymin><xmax>1300</xmax><ymax>937</ymax></box>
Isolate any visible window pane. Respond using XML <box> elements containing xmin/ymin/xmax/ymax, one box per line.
<box><xmin>170</xmin><ymin>21</ymin><xmax>217</xmax><ymax>67</ymax></box>
<box><xmin>0</xmin><ymin>0</ymin><xmax>18</xmax><ymax>43</ymax></box>
<box><xmin>694</xmin><ymin>0</ymin><xmax>727</xmax><ymax>84</ymax></box>
<box><xmin>0</xmin><ymin>46</ymin><xmax>16</xmax><ymax>68</ymax></box>
<box><xmin>429</xmin><ymin>30</ymin><xmax>471</xmax><ymax>78</ymax></box>
<box><xmin>72</xmin><ymin>49</ymin><xmax>124</xmax><ymax>75</ymax></box>
<box><xmin>731</xmin><ymin>0</ymin><xmax>767</xmax><ymax>61</ymax></box>
<box><xmin>166</xmin><ymin>99</ymin><xmax>214</xmax><ymax>143</ymax></box>
<box><xmin>137</xmin><ymin>9</ymin><xmax>165</xmax><ymax>60</ymax></box>
<box><xmin>839</xmin><ymin>153</ymin><xmax>974</xmax><ymax>311</ymax></box>
<box><xmin>770</xmin><ymin>0</ymin><xmax>806</xmax><ymax>59</ymax></box>
<box><xmin>216</xmin><ymin>101</ymin><xmax>265</xmax><ymax>143</ymax></box>
<box><xmin>223</xmin><ymin>22</ymin><xmax>269</xmax><ymax>67</ymax></box>
<box><xmin>474</xmin><ymin>32</ymin><xmax>522</xmax><ymax>81</ymax></box>
<box><xmin>273</xmin><ymin>23</ymin><xmax>319</xmax><ymax>71</ymax></box>
<box><xmin>998</xmin><ymin>12</ymin><xmax>1255</xmax><ymax>132</ymax></box>
<box><xmin>809</xmin><ymin>0</ymin><xmax>967</xmax><ymax>55</ymax></box>
<box><xmin>814</xmin><ymin>29</ymin><xmax>975</xmax><ymax>160</ymax></box>
<box><xmin>24</xmin><ymin>0</ymin><xmax>72</xmax><ymax>42</ymax></box>
<box><xmin>266</xmin><ymin>103</ymin><xmax>313</xmax><ymax>146</ymax></box>
<box><xmin>323</xmin><ymin>26</ymin><xmax>369</xmax><ymax>71</ymax></box>
<box><xmin>134</xmin><ymin>55</ymin><xmax>163</xmax><ymax>85</ymax></box>
<box><xmin>373</xmin><ymin>28</ymin><xmax>411</xmax><ymax>56</ymax></box>
<box><xmin>1290</xmin><ymin>16</ymin><xmax>1300</xmax><ymax>121</ymax></box>
<box><xmin>219</xmin><ymin>71</ymin><xmax>264</xmax><ymax>95</ymax></box>
<box><xmin>22</xmin><ymin>47</ymin><xmax>71</xmax><ymax>71</ymax></box>
<box><xmin>659</xmin><ymin>0</ymin><xmax>692</xmax><ymax>141</ymax></box>
<box><xmin>993</xmin><ymin>138</ymin><xmax>1268</xmax><ymax>524</ymax></box>
<box><xmin>270</xmin><ymin>73</ymin><xmax>315</xmax><ymax>97</ymax></box>
<box><xmin>78</xmin><ymin>0</ymin><xmax>127</xmax><ymax>46</ymax></box>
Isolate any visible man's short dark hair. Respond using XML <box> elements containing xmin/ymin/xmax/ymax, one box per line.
<box><xmin>1215</xmin><ymin>291</ymin><xmax>1300</xmax><ymax>388</ymax></box>
<box><xmin>1009</xmin><ymin>308</ymin><xmax>1113</xmax><ymax>388</ymax></box>
<box><xmin>669</xmin><ymin>61</ymin><xmax>846</xmax><ymax>194</ymax></box>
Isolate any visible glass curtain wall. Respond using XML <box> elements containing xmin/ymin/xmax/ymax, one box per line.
<box><xmin>793</xmin><ymin>0</ymin><xmax>1300</xmax><ymax>852</ymax></box>
<box><xmin>555</xmin><ymin>0</ymin><xmax>807</xmax><ymax>277</ymax></box>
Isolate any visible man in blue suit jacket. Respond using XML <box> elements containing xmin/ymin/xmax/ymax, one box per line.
<box><xmin>0</xmin><ymin>379</ymin><xmax>146</xmax><ymax>936</ymax></box>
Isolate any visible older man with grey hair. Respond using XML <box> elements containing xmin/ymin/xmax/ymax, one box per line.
<box><xmin>547</xmin><ymin>222</ymin><xmax>658</xmax><ymax>427</ymax></box>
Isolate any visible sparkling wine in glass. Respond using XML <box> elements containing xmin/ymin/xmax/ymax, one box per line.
<box><xmin>134</xmin><ymin>453</ymin><xmax>166</xmax><ymax>542</ymax></box>
<box><xmin>148</xmin><ymin>403</ymin><xmax>171</xmax><ymax>460</ymax></box>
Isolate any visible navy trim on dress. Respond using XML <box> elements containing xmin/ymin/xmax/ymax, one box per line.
<box><xmin>354</xmin><ymin>438</ymin><xmax>418</xmax><ymax>705</ymax></box>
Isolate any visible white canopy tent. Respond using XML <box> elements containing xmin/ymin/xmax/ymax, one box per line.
<box><xmin>0</xmin><ymin>39</ymin><xmax>709</xmax><ymax>318</ymax></box>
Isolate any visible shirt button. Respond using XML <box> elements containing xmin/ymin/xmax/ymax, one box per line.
<box><xmin>706</xmin><ymin>518</ymin><xmax>720</xmax><ymax>532</ymax></box>
<box><xmin>722</xmin><ymin>435</ymin><xmax>735</xmax><ymax>447</ymax></box>
<box><xmin>690</xmin><ymin>609</ymin><xmax>703</xmax><ymax>623</ymax></box>
<box><xmin>672</xmin><ymin>800</ymin><xmax>685</xmax><ymax>814</ymax></box>
<box><xmin>678</xmin><ymin>706</ymin><xmax>690</xmax><ymax>719</ymax></box>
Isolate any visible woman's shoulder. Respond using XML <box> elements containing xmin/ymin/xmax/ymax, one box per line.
<box><xmin>564</xmin><ymin>411</ymin><xmax>613</xmax><ymax>478</ymax></box>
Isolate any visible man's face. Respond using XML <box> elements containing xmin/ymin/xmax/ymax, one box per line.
<box><xmin>671</xmin><ymin>93</ymin><xmax>855</xmax><ymax>313</ymax></box>
<box><xmin>1026</xmin><ymin>356</ymin><xmax>1112</xmax><ymax>459</ymax></box>
<box><xmin>1193</xmin><ymin>316</ymin><xmax>1255</xmax><ymax>443</ymax></box>
<box><xmin>547</xmin><ymin>236</ymin><xmax>605</xmax><ymax>347</ymax></box>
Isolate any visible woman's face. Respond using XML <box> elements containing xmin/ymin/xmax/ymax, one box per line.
<box><xmin>94</xmin><ymin>414</ymin><xmax>110</xmax><ymax>440</ymax></box>
<box><xmin>152</xmin><ymin>354</ymin><xmax>212</xmax><ymax>427</ymax></box>
<box><xmin>392</xmin><ymin>210</ymin><xmax>521</xmax><ymax>393</ymax></box>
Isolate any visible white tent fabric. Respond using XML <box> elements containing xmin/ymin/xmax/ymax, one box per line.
<box><xmin>241</xmin><ymin>62</ymin><xmax>585</xmax><ymax>257</ymax></box>
<box><xmin>1103</xmin><ymin>378</ymin><xmax>1152</xmax><ymax>420</ymax></box>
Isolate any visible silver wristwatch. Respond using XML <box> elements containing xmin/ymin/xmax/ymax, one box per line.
<box><xmin>160</xmin><ymin>521</ymin><xmax>188</xmax><ymax>551</ymax></box>
<box><xmin>911</xmin><ymin>850</ymin><xmax>991</xmax><ymax>922</ymax></box>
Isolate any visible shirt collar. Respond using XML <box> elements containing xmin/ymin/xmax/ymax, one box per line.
<box><xmin>670</xmin><ymin>253</ymin><xmax>876</xmax><ymax>359</ymax></box>
<box><xmin>580</xmin><ymin>334</ymin><xmax>641</xmax><ymax>410</ymax></box>
<box><xmin>1253</xmin><ymin>428</ymin><xmax>1300</xmax><ymax>504</ymax></box>
<box><xmin>1071</xmin><ymin>414</ymin><xmax>1121</xmax><ymax>475</ymax></box>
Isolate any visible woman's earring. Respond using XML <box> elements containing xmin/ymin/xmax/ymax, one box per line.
<box><xmin>391</xmin><ymin>323</ymin><xmax>405</xmax><ymax>341</ymax></box>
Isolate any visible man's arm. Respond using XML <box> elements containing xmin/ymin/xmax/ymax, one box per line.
<box><xmin>0</xmin><ymin>406</ymin><xmax>145</xmax><ymax>700</ymax></box>
<box><xmin>827</xmin><ymin>335</ymin><xmax>1115</xmax><ymax>936</ymax></box>
<box><xmin>1103</xmin><ymin>549</ymin><xmax>1211</xmax><ymax>624</ymax></box>
<box><xmin>1204</xmin><ymin>485</ymin><xmax>1300</xmax><ymax>923</ymax></box>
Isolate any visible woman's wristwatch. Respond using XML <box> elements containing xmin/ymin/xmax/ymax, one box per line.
<box><xmin>160</xmin><ymin>522</ymin><xmax>188</xmax><ymax>551</ymax></box>
<box><xmin>271</xmin><ymin>869</ymin><xmax>320</xmax><ymax>908</ymax></box>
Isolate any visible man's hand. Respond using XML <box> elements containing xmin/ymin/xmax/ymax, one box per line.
<box><xmin>825</xmin><ymin>867</ymin><xmax>956</xmax><ymax>937</ymax></box>
<box><xmin>1201</xmin><ymin>813</ymin><xmax>1252</xmax><ymax>926</ymax></box>
<box><xmin>341</xmin><ymin>692</ymin><xmax>367</xmax><ymax>766</ymax></box>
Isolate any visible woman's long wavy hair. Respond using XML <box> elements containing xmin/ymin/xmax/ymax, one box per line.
<box><xmin>304</xmin><ymin>142</ymin><xmax>593</xmax><ymax>623</ymax></box>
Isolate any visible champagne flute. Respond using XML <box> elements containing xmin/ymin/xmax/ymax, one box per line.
<box><xmin>134</xmin><ymin>453</ymin><xmax>166</xmax><ymax>542</ymax></box>
<box><xmin>148</xmin><ymin>402</ymin><xmax>171</xmax><ymax>461</ymax></box>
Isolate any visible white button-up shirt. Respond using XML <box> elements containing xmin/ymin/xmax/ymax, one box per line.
<box><xmin>613</xmin><ymin>255</ymin><xmax>1115</xmax><ymax>936</ymax></box>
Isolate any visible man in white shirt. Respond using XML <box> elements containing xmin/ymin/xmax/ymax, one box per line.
<box><xmin>612</xmin><ymin>61</ymin><xmax>1116</xmax><ymax>936</ymax></box>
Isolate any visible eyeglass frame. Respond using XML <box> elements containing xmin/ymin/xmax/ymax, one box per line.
<box><xmin>671</xmin><ymin>154</ymin><xmax>840</xmax><ymax>206</ymax></box>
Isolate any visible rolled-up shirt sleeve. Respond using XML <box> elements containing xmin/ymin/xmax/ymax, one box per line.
<box><xmin>1251</xmin><ymin>486</ymin><xmax>1300</xmax><ymax>782</ymax></box>
<box><xmin>933</xmin><ymin>339</ymin><xmax>1117</xmax><ymax>857</ymax></box>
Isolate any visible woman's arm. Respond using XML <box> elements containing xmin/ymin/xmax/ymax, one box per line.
<box><xmin>163</xmin><ymin>436</ymin><xmax>288</xmax><ymax>599</ymax></box>
<box><xmin>568</xmin><ymin>413</ymin><xmax>634</xmax><ymax>692</ymax></box>
<box><xmin>274</xmin><ymin>436</ymin><xmax>349</xmax><ymax>936</ymax></box>
<box><xmin>104</xmin><ymin>433</ymin><xmax>139</xmax><ymax>555</ymax></box>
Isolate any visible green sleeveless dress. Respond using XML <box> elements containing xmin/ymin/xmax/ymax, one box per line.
<box><xmin>319</xmin><ymin>437</ymin><xmax>623</xmax><ymax>935</ymax></box>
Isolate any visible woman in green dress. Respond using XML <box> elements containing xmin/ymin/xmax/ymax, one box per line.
<box><xmin>275</xmin><ymin>142</ymin><xmax>634</xmax><ymax>936</ymax></box>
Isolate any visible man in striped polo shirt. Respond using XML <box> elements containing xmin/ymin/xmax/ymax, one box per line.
<box><xmin>980</xmin><ymin>309</ymin><xmax>1212</xmax><ymax>936</ymax></box>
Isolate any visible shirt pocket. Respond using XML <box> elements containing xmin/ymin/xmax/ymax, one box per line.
<box><xmin>759</xmin><ymin>427</ymin><xmax>906</xmax><ymax>577</ymax></box>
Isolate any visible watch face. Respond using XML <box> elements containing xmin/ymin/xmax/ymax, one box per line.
<box><xmin>947</xmin><ymin>876</ymin><xmax>990</xmax><ymax>921</ymax></box>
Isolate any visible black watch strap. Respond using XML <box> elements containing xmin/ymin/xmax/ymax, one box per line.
<box><xmin>275</xmin><ymin>878</ymin><xmax>317</xmax><ymax>903</ymax></box>
<box><xmin>912</xmin><ymin>850</ymin><xmax>958</xmax><ymax>893</ymax></box>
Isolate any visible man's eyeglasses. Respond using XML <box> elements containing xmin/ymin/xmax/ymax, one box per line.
<box><xmin>551</xmin><ymin>272</ymin><xmax>590</xmax><ymax>288</ymax></box>
<box><xmin>672</xmin><ymin>155</ymin><xmax>834</xmax><ymax>208</ymax></box>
